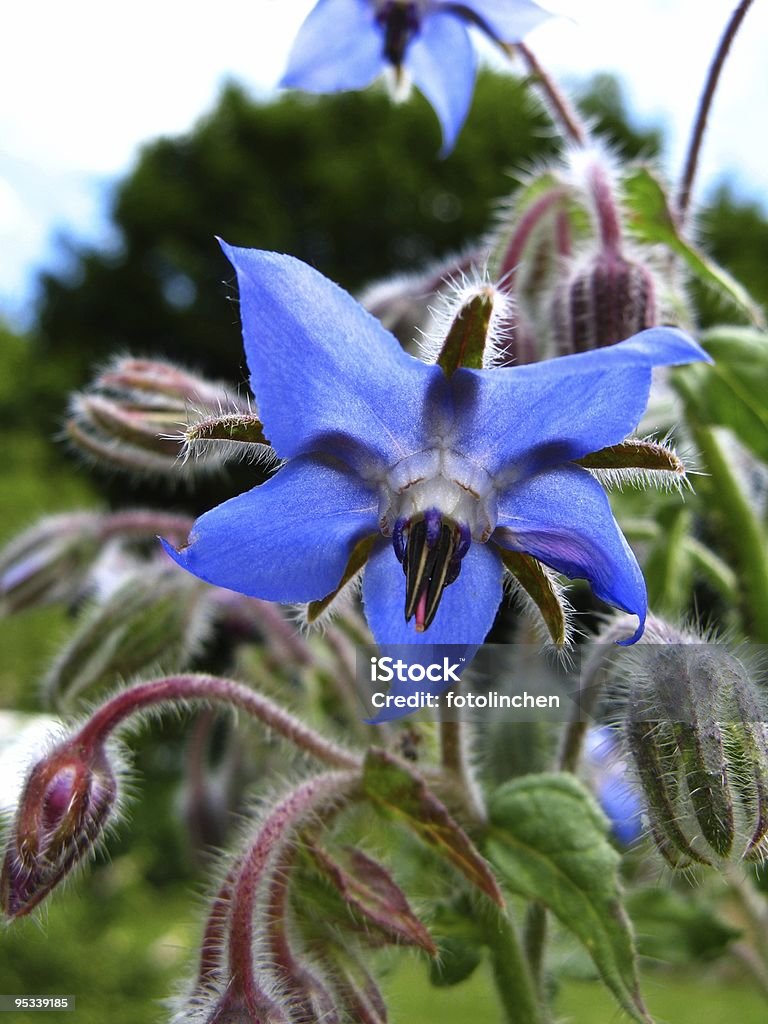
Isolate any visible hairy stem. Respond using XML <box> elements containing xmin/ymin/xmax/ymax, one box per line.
<box><xmin>516</xmin><ymin>43</ymin><xmax>587</xmax><ymax>145</ymax></box>
<box><xmin>690</xmin><ymin>425</ymin><xmax>768</xmax><ymax>641</ymax></box>
<box><xmin>228</xmin><ymin>773</ymin><xmax>357</xmax><ymax>1013</ymax></box>
<box><xmin>479</xmin><ymin>898</ymin><xmax>545</xmax><ymax>1024</ymax></box>
<box><xmin>76</xmin><ymin>673</ymin><xmax>362</xmax><ymax>769</ymax></box>
<box><xmin>677</xmin><ymin>0</ymin><xmax>755</xmax><ymax>221</ymax></box>
<box><xmin>439</xmin><ymin>713</ymin><xmax>486</xmax><ymax>825</ymax></box>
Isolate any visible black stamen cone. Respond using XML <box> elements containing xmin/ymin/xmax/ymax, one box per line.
<box><xmin>404</xmin><ymin>516</ymin><xmax>463</xmax><ymax>631</ymax></box>
<box><xmin>378</xmin><ymin>2</ymin><xmax>420</xmax><ymax>67</ymax></box>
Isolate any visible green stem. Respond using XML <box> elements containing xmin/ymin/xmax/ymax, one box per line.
<box><xmin>439</xmin><ymin>713</ymin><xmax>487</xmax><ymax>825</ymax></box>
<box><xmin>479</xmin><ymin>898</ymin><xmax>545</xmax><ymax>1024</ymax></box>
<box><xmin>523</xmin><ymin>901</ymin><xmax>549</xmax><ymax>1003</ymax></box>
<box><xmin>691</xmin><ymin>424</ymin><xmax>768</xmax><ymax>640</ymax></box>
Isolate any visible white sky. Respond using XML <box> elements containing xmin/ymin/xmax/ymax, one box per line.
<box><xmin>1</xmin><ymin>0</ymin><xmax>766</xmax><ymax>326</ymax></box>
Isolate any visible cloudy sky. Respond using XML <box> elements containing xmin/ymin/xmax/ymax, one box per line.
<box><xmin>1</xmin><ymin>0</ymin><xmax>766</xmax><ymax>326</ymax></box>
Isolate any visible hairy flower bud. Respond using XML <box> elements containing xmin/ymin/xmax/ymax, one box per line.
<box><xmin>550</xmin><ymin>248</ymin><xmax>657</xmax><ymax>354</ymax></box>
<box><xmin>66</xmin><ymin>356</ymin><xmax>256</xmax><ymax>476</ymax></box>
<box><xmin>548</xmin><ymin>152</ymin><xmax>658</xmax><ymax>354</ymax></box>
<box><xmin>619</xmin><ymin>636</ymin><xmax>768</xmax><ymax>867</ymax></box>
<box><xmin>1</xmin><ymin>737</ymin><xmax>119</xmax><ymax>918</ymax></box>
<box><xmin>0</xmin><ymin>513</ymin><xmax>102</xmax><ymax>615</ymax></box>
<box><xmin>43</xmin><ymin>564</ymin><xmax>214</xmax><ymax>709</ymax></box>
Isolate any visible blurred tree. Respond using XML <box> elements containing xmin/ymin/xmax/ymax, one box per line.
<box><xmin>692</xmin><ymin>186</ymin><xmax>768</xmax><ymax>324</ymax></box>
<box><xmin>35</xmin><ymin>71</ymin><xmax>661</xmax><ymax>400</ymax></box>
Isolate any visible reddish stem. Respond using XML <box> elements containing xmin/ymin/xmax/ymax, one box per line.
<box><xmin>516</xmin><ymin>43</ymin><xmax>587</xmax><ymax>145</ymax></box>
<box><xmin>76</xmin><ymin>674</ymin><xmax>361</xmax><ymax>770</ymax></box>
<box><xmin>227</xmin><ymin>773</ymin><xmax>357</xmax><ymax>1011</ymax></box>
<box><xmin>677</xmin><ymin>0</ymin><xmax>755</xmax><ymax>221</ymax></box>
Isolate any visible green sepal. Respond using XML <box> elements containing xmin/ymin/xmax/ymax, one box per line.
<box><xmin>184</xmin><ymin>411</ymin><xmax>270</xmax><ymax>447</ymax></box>
<box><xmin>576</xmin><ymin>439</ymin><xmax>685</xmax><ymax>476</ymax></box>
<box><xmin>499</xmin><ymin>549</ymin><xmax>567</xmax><ymax>646</ymax></box>
<box><xmin>363</xmin><ymin>749</ymin><xmax>504</xmax><ymax>906</ymax></box>
<box><xmin>307</xmin><ymin>534</ymin><xmax>377</xmax><ymax>623</ymax></box>
<box><xmin>437</xmin><ymin>291</ymin><xmax>495</xmax><ymax>375</ymax></box>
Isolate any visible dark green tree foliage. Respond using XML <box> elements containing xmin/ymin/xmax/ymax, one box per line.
<box><xmin>36</xmin><ymin>72</ymin><xmax>660</xmax><ymax>395</ymax></box>
<box><xmin>692</xmin><ymin>186</ymin><xmax>768</xmax><ymax>324</ymax></box>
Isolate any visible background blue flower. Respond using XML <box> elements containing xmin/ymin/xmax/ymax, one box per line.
<box><xmin>281</xmin><ymin>0</ymin><xmax>553</xmax><ymax>152</ymax></box>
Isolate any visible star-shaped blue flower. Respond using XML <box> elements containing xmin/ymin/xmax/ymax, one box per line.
<box><xmin>163</xmin><ymin>244</ymin><xmax>710</xmax><ymax>655</ymax></box>
<box><xmin>281</xmin><ymin>0</ymin><xmax>553</xmax><ymax>153</ymax></box>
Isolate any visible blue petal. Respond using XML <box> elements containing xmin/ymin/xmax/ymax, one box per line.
<box><xmin>406</xmin><ymin>12</ymin><xmax>476</xmax><ymax>155</ymax></box>
<box><xmin>450</xmin><ymin>328</ymin><xmax>711</xmax><ymax>478</ymax></box>
<box><xmin>362</xmin><ymin>538</ymin><xmax>504</xmax><ymax>646</ymax></box>
<box><xmin>281</xmin><ymin>0</ymin><xmax>385</xmax><ymax>93</ymax></box>
<box><xmin>493</xmin><ymin>465</ymin><xmax>647</xmax><ymax>642</ymax></box>
<box><xmin>220</xmin><ymin>244</ymin><xmax>447</xmax><ymax>468</ymax></box>
<box><xmin>162</xmin><ymin>456</ymin><xmax>378</xmax><ymax>603</ymax></box>
<box><xmin>453</xmin><ymin>0</ymin><xmax>553</xmax><ymax>40</ymax></box>
<box><xmin>597</xmin><ymin>775</ymin><xmax>644</xmax><ymax>846</ymax></box>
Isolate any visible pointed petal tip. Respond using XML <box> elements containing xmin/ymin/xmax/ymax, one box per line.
<box><xmin>628</xmin><ymin>326</ymin><xmax>714</xmax><ymax>366</ymax></box>
<box><xmin>159</xmin><ymin>535</ymin><xmax>188</xmax><ymax>569</ymax></box>
<box><xmin>615</xmin><ymin>612</ymin><xmax>646</xmax><ymax>646</ymax></box>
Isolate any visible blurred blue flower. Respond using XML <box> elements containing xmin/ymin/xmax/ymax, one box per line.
<box><xmin>164</xmin><ymin>245</ymin><xmax>710</xmax><ymax>651</ymax></box>
<box><xmin>281</xmin><ymin>0</ymin><xmax>554</xmax><ymax>153</ymax></box>
<box><xmin>584</xmin><ymin>727</ymin><xmax>643</xmax><ymax>846</ymax></box>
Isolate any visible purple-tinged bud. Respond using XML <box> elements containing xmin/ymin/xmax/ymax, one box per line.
<box><xmin>550</xmin><ymin>155</ymin><xmax>658</xmax><ymax>353</ymax></box>
<box><xmin>94</xmin><ymin>356</ymin><xmax>238</xmax><ymax>409</ymax></box>
<box><xmin>0</xmin><ymin>513</ymin><xmax>102</xmax><ymax>615</ymax></box>
<box><xmin>1</xmin><ymin>737</ymin><xmax>119</xmax><ymax>918</ymax></box>
<box><xmin>66</xmin><ymin>356</ymin><xmax>258</xmax><ymax>477</ymax></box>
<box><xmin>550</xmin><ymin>247</ymin><xmax>658</xmax><ymax>354</ymax></box>
<box><xmin>309</xmin><ymin>844</ymin><xmax>437</xmax><ymax>954</ymax></box>
<box><xmin>43</xmin><ymin>564</ymin><xmax>214</xmax><ymax>710</ymax></box>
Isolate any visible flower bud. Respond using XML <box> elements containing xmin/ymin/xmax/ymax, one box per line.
<box><xmin>1</xmin><ymin>738</ymin><xmax>119</xmax><ymax>918</ymax></box>
<box><xmin>43</xmin><ymin>563</ymin><xmax>214</xmax><ymax>709</ymax></box>
<box><xmin>0</xmin><ymin>513</ymin><xmax>102</xmax><ymax>615</ymax></box>
<box><xmin>66</xmin><ymin>356</ymin><xmax>253</xmax><ymax>477</ymax></box>
<box><xmin>550</xmin><ymin>247</ymin><xmax>657</xmax><ymax>354</ymax></box>
<box><xmin>94</xmin><ymin>356</ymin><xmax>237</xmax><ymax>409</ymax></box>
<box><xmin>620</xmin><ymin>636</ymin><xmax>768</xmax><ymax>867</ymax></box>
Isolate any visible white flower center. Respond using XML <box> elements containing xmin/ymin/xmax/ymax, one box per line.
<box><xmin>379</xmin><ymin>446</ymin><xmax>497</xmax><ymax>542</ymax></box>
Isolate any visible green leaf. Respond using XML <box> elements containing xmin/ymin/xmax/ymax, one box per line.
<box><xmin>308</xmin><ymin>844</ymin><xmax>437</xmax><ymax>954</ymax></box>
<box><xmin>487</xmin><ymin>773</ymin><xmax>652</xmax><ymax>1024</ymax></box>
<box><xmin>626</xmin><ymin>888</ymin><xmax>740</xmax><ymax>964</ymax></box>
<box><xmin>622</xmin><ymin>167</ymin><xmax>765</xmax><ymax>327</ymax></box>
<box><xmin>676</xmin><ymin>327</ymin><xmax>768</xmax><ymax>462</ymax></box>
<box><xmin>499</xmin><ymin>550</ymin><xmax>567</xmax><ymax>646</ymax></box>
<box><xmin>429</xmin><ymin>936</ymin><xmax>483</xmax><ymax>987</ymax></box>
<box><xmin>363</xmin><ymin>749</ymin><xmax>504</xmax><ymax>906</ymax></box>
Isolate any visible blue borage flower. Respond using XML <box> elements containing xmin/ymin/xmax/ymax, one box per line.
<box><xmin>163</xmin><ymin>243</ymin><xmax>710</xmax><ymax>662</ymax></box>
<box><xmin>584</xmin><ymin>726</ymin><xmax>643</xmax><ymax>846</ymax></box>
<box><xmin>281</xmin><ymin>0</ymin><xmax>553</xmax><ymax>153</ymax></box>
